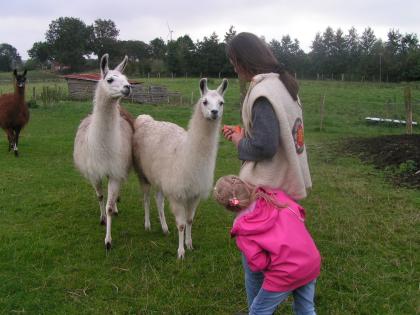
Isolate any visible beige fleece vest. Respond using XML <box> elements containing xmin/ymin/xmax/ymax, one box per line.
<box><xmin>239</xmin><ymin>73</ymin><xmax>312</xmax><ymax>200</ymax></box>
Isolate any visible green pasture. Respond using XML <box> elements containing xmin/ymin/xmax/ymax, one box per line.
<box><xmin>0</xmin><ymin>77</ymin><xmax>419</xmax><ymax>314</ymax></box>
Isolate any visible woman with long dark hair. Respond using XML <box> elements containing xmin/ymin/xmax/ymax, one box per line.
<box><xmin>223</xmin><ymin>32</ymin><xmax>316</xmax><ymax>314</ymax></box>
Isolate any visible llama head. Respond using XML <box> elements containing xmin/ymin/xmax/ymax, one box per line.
<box><xmin>99</xmin><ymin>54</ymin><xmax>131</xmax><ymax>99</ymax></box>
<box><xmin>13</xmin><ymin>69</ymin><xmax>27</xmax><ymax>89</ymax></box>
<box><xmin>199</xmin><ymin>78</ymin><xmax>228</xmax><ymax>120</ymax></box>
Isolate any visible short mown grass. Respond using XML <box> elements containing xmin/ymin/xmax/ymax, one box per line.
<box><xmin>0</xmin><ymin>78</ymin><xmax>419</xmax><ymax>314</ymax></box>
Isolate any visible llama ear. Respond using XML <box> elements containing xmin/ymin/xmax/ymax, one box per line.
<box><xmin>115</xmin><ymin>55</ymin><xmax>128</xmax><ymax>73</ymax></box>
<box><xmin>23</xmin><ymin>69</ymin><xmax>27</xmax><ymax>77</ymax></box>
<box><xmin>100</xmin><ymin>54</ymin><xmax>109</xmax><ymax>78</ymax></box>
<box><xmin>199</xmin><ymin>78</ymin><xmax>208</xmax><ymax>96</ymax></box>
<box><xmin>13</xmin><ymin>69</ymin><xmax>17</xmax><ymax>77</ymax></box>
<box><xmin>217</xmin><ymin>78</ymin><xmax>228</xmax><ymax>96</ymax></box>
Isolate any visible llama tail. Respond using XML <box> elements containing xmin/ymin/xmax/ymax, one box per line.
<box><xmin>134</xmin><ymin>114</ymin><xmax>154</xmax><ymax>130</ymax></box>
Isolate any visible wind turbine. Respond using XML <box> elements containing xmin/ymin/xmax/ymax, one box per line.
<box><xmin>167</xmin><ymin>22</ymin><xmax>174</xmax><ymax>42</ymax></box>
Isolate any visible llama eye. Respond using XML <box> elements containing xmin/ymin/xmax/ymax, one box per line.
<box><xmin>107</xmin><ymin>78</ymin><xmax>114</xmax><ymax>83</ymax></box>
<box><xmin>219</xmin><ymin>101</ymin><xmax>224</xmax><ymax>106</ymax></box>
<box><xmin>203</xmin><ymin>100</ymin><xmax>208</xmax><ymax>106</ymax></box>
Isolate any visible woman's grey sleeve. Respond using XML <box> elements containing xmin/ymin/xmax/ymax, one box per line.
<box><xmin>238</xmin><ymin>97</ymin><xmax>280</xmax><ymax>161</ymax></box>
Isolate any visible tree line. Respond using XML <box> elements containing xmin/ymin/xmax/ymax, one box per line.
<box><xmin>1</xmin><ymin>17</ymin><xmax>420</xmax><ymax>82</ymax></box>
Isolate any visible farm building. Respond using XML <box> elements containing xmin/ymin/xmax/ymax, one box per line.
<box><xmin>63</xmin><ymin>74</ymin><xmax>180</xmax><ymax>104</ymax></box>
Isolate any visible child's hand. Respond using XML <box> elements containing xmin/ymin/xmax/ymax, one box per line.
<box><xmin>222</xmin><ymin>125</ymin><xmax>234</xmax><ymax>139</ymax></box>
<box><xmin>222</xmin><ymin>125</ymin><xmax>243</xmax><ymax>145</ymax></box>
<box><xmin>230</xmin><ymin>127</ymin><xmax>244</xmax><ymax>147</ymax></box>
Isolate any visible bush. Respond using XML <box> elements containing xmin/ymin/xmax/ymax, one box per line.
<box><xmin>27</xmin><ymin>99</ymin><xmax>38</xmax><ymax>108</ymax></box>
<box><xmin>40</xmin><ymin>85</ymin><xmax>67</xmax><ymax>106</ymax></box>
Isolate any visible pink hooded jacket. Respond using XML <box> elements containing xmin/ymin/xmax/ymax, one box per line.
<box><xmin>231</xmin><ymin>188</ymin><xmax>321</xmax><ymax>292</ymax></box>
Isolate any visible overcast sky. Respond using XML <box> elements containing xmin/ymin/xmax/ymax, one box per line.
<box><xmin>1</xmin><ymin>0</ymin><xmax>419</xmax><ymax>59</ymax></box>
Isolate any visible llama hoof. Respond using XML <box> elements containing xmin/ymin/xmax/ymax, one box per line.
<box><xmin>177</xmin><ymin>248</ymin><xmax>185</xmax><ymax>259</ymax></box>
<box><xmin>105</xmin><ymin>241</ymin><xmax>112</xmax><ymax>250</ymax></box>
<box><xmin>100</xmin><ymin>216</ymin><xmax>106</xmax><ymax>225</ymax></box>
<box><xmin>186</xmin><ymin>242</ymin><xmax>194</xmax><ymax>250</ymax></box>
<box><xmin>145</xmin><ymin>223</ymin><xmax>151</xmax><ymax>231</ymax></box>
<box><xmin>162</xmin><ymin>227</ymin><xmax>169</xmax><ymax>235</ymax></box>
<box><xmin>14</xmin><ymin>151</ymin><xmax>19</xmax><ymax>157</ymax></box>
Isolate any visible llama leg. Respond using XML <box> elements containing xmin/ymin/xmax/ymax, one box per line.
<box><xmin>171</xmin><ymin>200</ymin><xmax>186</xmax><ymax>259</ymax></box>
<box><xmin>91</xmin><ymin>179</ymin><xmax>106</xmax><ymax>225</ymax></box>
<box><xmin>114</xmin><ymin>197</ymin><xmax>119</xmax><ymax>216</ymax></box>
<box><xmin>6</xmin><ymin>129</ymin><xmax>14</xmax><ymax>152</ymax></box>
<box><xmin>104</xmin><ymin>178</ymin><xmax>121</xmax><ymax>249</ymax></box>
<box><xmin>143</xmin><ymin>183</ymin><xmax>151</xmax><ymax>231</ymax></box>
<box><xmin>185</xmin><ymin>199</ymin><xmax>200</xmax><ymax>250</ymax></box>
<box><xmin>155</xmin><ymin>190</ymin><xmax>169</xmax><ymax>235</ymax></box>
<box><xmin>13</xmin><ymin>128</ymin><xmax>21</xmax><ymax>157</ymax></box>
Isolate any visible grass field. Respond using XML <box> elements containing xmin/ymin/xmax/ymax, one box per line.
<box><xmin>0</xmin><ymin>77</ymin><xmax>419</xmax><ymax>314</ymax></box>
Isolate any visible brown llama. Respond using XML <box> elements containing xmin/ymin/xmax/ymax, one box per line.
<box><xmin>0</xmin><ymin>69</ymin><xmax>30</xmax><ymax>157</ymax></box>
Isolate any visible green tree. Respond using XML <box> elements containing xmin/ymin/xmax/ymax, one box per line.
<box><xmin>270</xmin><ymin>36</ymin><xmax>305</xmax><ymax>76</ymax></box>
<box><xmin>360</xmin><ymin>27</ymin><xmax>376</xmax><ymax>55</ymax></box>
<box><xmin>358</xmin><ymin>27</ymin><xmax>379</xmax><ymax>80</ymax></box>
<box><xmin>196</xmin><ymin>32</ymin><xmax>226</xmax><ymax>76</ymax></box>
<box><xmin>383</xmin><ymin>29</ymin><xmax>403</xmax><ymax>81</ymax></box>
<box><xmin>224</xmin><ymin>25</ymin><xmax>237</xmax><ymax>43</ymax></box>
<box><xmin>45</xmin><ymin>17</ymin><xmax>93</xmax><ymax>71</ymax></box>
<box><xmin>175</xmin><ymin>35</ymin><xmax>196</xmax><ymax>75</ymax></box>
<box><xmin>309</xmin><ymin>32</ymin><xmax>326</xmax><ymax>76</ymax></box>
<box><xmin>0</xmin><ymin>43</ymin><xmax>22</xmax><ymax>71</ymax></box>
<box><xmin>332</xmin><ymin>28</ymin><xmax>347</xmax><ymax>75</ymax></box>
<box><xmin>118</xmin><ymin>40</ymin><xmax>151</xmax><ymax>74</ymax></box>
<box><xmin>400</xmin><ymin>33</ymin><xmax>420</xmax><ymax>80</ymax></box>
<box><xmin>322</xmin><ymin>27</ymin><xmax>335</xmax><ymax>75</ymax></box>
<box><xmin>91</xmin><ymin>19</ymin><xmax>120</xmax><ymax>59</ymax></box>
<box><xmin>149</xmin><ymin>38</ymin><xmax>166</xmax><ymax>60</ymax></box>
<box><xmin>345</xmin><ymin>27</ymin><xmax>360</xmax><ymax>76</ymax></box>
<box><xmin>166</xmin><ymin>40</ymin><xmax>178</xmax><ymax>75</ymax></box>
<box><xmin>28</xmin><ymin>41</ymin><xmax>51</xmax><ymax>64</ymax></box>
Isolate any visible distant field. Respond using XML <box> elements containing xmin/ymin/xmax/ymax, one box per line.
<box><xmin>0</xmin><ymin>70</ymin><xmax>60</xmax><ymax>82</ymax></box>
<box><xmin>0</xmin><ymin>77</ymin><xmax>419</xmax><ymax>314</ymax></box>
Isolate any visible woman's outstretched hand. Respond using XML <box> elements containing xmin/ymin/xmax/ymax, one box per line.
<box><xmin>222</xmin><ymin>125</ymin><xmax>244</xmax><ymax>147</ymax></box>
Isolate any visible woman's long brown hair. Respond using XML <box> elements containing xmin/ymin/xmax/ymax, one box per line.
<box><xmin>226</xmin><ymin>32</ymin><xmax>299</xmax><ymax>101</ymax></box>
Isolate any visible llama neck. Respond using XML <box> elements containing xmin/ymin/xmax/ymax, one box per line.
<box><xmin>90</xmin><ymin>85</ymin><xmax>120</xmax><ymax>141</ymax></box>
<box><xmin>14</xmin><ymin>86</ymin><xmax>25</xmax><ymax>100</ymax></box>
<box><xmin>184</xmin><ymin>103</ymin><xmax>221</xmax><ymax>163</ymax></box>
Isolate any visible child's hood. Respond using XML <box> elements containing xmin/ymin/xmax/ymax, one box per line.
<box><xmin>231</xmin><ymin>198</ymin><xmax>279</xmax><ymax>236</ymax></box>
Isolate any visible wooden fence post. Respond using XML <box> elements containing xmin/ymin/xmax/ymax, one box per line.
<box><xmin>320</xmin><ymin>93</ymin><xmax>326</xmax><ymax>131</ymax></box>
<box><xmin>404</xmin><ymin>87</ymin><xmax>413</xmax><ymax>135</ymax></box>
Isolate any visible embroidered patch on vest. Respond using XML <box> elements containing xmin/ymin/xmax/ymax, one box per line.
<box><xmin>292</xmin><ymin>118</ymin><xmax>305</xmax><ymax>154</ymax></box>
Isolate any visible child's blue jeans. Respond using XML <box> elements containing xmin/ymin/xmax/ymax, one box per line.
<box><xmin>242</xmin><ymin>255</ymin><xmax>317</xmax><ymax>315</ymax></box>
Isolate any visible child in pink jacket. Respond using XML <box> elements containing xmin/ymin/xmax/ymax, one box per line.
<box><xmin>214</xmin><ymin>175</ymin><xmax>321</xmax><ymax>315</ymax></box>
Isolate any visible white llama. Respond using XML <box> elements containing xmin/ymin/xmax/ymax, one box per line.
<box><xmin>132</xmin><ymin>78</ymin><xmax>228</xmax><ymax>259</ymax></box>
<box><xmin>73</xmin><ymin>54</ymin><xmax>133</xmax><ymax>249</ymax></box>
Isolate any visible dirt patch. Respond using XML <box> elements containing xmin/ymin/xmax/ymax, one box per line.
<box><xmin>346</xmin><ymin>135</ymin><xmax>420</xmax><ymax>188</ymax></box>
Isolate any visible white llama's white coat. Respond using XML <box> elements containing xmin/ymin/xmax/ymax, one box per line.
<box><xmin>73</xmin><ymin>54</ymin><xmax>133</xmax><ymax>249</ymax></box>
<box><xmin>133</xmin><ymin>78</ymin><xmax>228</xmax><ymax>258</ymax></box>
